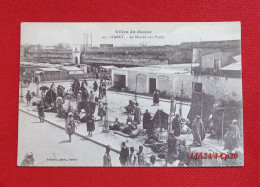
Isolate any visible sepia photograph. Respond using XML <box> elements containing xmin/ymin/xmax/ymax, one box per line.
<box><xmin>18</xmin><ymin>22</ymin><xmax>243</xmax><ymax>167</ymax></box>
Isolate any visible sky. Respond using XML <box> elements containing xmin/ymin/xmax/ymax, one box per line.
<box><xmin>21</xmin><ymin>22</ymin><xmax>241</xmax><ymax>47</ymax></box>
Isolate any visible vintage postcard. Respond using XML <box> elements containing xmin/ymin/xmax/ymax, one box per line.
<box><xmin>18</xmin><ymin>22</ymin><xmax>243</xmax><ymax>167</ymax></box>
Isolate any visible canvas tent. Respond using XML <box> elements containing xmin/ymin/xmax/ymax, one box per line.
<box><xmin>187</xmin><ymin>92</ymin><xmax>215</xmax><ymax>125</ymax></box>
<box><xmin>152</xmin><ymin>109</ymin><xmax>169</xmax><ymax>130</ymax></box>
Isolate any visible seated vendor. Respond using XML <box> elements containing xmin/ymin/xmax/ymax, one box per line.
<box><xmin>77</xmin><ymin>109</ymin><xmax>88</xmax><ymax>123</ymax></box>
<box><xmin>109</xmin><ymin>118</ymin><xmax>121</xmax><ymax>131</ymax></box>
<box><xmin>45</xmin><ymin>103</ymin><xmax>55</xmax><ymax>112</ymax></box>
<box><xmin>126</xmin><ymin>115</ymin><xmax>133</xmax><ymax>125</ymax></box>
<box><xmin>125</xmin><ymin>100</ymin><xmax>136</xmax><ymax>114</ymax></box>
<box><xmin>122</xmin><ymin>122</ymin><xmax>133</xmax><ymax>135</ymax></box>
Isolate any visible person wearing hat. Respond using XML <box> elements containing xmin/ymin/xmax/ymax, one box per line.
<box><xmin>86</xmin><ymin>114</ymin><xmax>95</xmax><ymax>136</ymax></box>
<box><xmin>103</xmin><ymin>145</ymin><xmax>112</xmax><ymax>167</ymax></box>
<box><xmin>191</xmin><ymin>115</ymin><xmax>205</xmax><ymax>147</ymax></box>
<box><xmin>65</xmin><ymin>112</ymin><xmax>76</xmax><ymax>142</ymax></box>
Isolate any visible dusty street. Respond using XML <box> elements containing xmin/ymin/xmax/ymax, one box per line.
<box><xmin>17</xmin><ymin>111</ymin><xmax>120</xmax><ymax>166</ymax></box>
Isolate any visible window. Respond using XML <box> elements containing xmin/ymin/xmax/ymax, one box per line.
<box><xmin>214</xmin><ymin>59</ymin><xmax>221</xmax><ymax>69</ymax></box>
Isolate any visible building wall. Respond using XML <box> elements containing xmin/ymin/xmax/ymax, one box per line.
<box><xmin>127</xmin><ymin>70</ymin><xmax>148</xmax><ymax>93</ymax></box>
<box><xmin>44</xmin><ymin>71</ymin><xmax>61</xmax><ymax>76</ymax></box>
<box><xmin>172</xmin><ymin>74</ymin><xmax>242</xmax><ymax>101</ymax></box>
<box><xmin>113</xmin><ymin>69</ymin><xmax>174</xmax><ymax>94</ymax></box>
<box><xmin>157</xmin><ymin>75</ymin><xmax>173</xmax><ymax>93</ymax></box>
<box><xmin>111</xmin><ymin>69</ymin><xmax>127</xmax><ymax>87</ymax></box>
<box><xmin>112</xmin><ymin>69</ymin><xmax>242</xmax><ymax>102</ymax></box>
<box><xmin>201</xmin><ymin>52</ymin><xmax>233</xmax><ymax>70</ymax></box>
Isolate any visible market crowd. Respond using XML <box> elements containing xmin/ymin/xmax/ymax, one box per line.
<box><xmin>25</xmin><ymin>76</ymin><xmax>242</xmax><ymax>166</ymax></box>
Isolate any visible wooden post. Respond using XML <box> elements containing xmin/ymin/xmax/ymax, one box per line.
<box><xmin>221</xmin><ymin>109</ymin><xmax>225</xmax><ymax>141</ymax></box>
<box><xmin>135</xmin><ymin>74</ymin><xmax>139</xmax><ymax>102</ymax></box>
<box><xmin>37</xmin><ymin>83</ymin><xmax>39</xmax><ymax>96</ymax></box>
<box><xmin>102</xmin><ymin>96</ymin><xmax>109</xmax><ymax>133</ymax></box>
<box><xmin>20</xmin><ymin>82</ymin><xmax>24</xmax><ymax>103</ymax></box>
<box><xmin>201</xmin><ymin>92</ymin><xmax>204</xmax><ymax>120</ymax></box>
<box><xmin>179</xmin><ymin>81</ymin><xmax>183</xmax><ymax>118</ymax></box>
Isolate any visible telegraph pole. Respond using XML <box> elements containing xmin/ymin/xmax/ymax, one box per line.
<box><xmin>168</xmin><ymin>96</ymin><xmax>175</xmax><ymax>133</ymax></box>
<box><xmin>20</xmin><ymin>72</ymin><xmax>25</xmax><ymax>103</ymax></box>
<box><xmin>20</xmin><ymin>82</ymin><xmax>24</xmax><ymax>103</ymax></box>
<box><xmin>158</xmin><ymin>109</ymin><xmax>162</xmax><ymax>141</ymax></box>
<box><xmin>134</xmin><ymin>74</ymin><xmax>140</xmax><ymax>102</ymax></box>
<box><xmin>102</xmin><ymin>95</ymin><xmax>109</xmax><ymax>133</ymax></box>
<box><xmin>179</xmin><ymin>81</ymin><xmax>184</xmax><ymax>118</ymax></box>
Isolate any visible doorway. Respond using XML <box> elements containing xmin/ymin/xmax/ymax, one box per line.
<box><xmin>149</xmin><ymin>78</ymin><xmax>156</xmax><ymax>94</ymax></box>
<box><xmin>114</xmin><ymin>74</ymin><xmax>126</xmax><ymax>89</ymax></box>
<box><xmin>192</xmin><ymin>82</ymin><xmax>202</xmax><ymax>93</ymax></box>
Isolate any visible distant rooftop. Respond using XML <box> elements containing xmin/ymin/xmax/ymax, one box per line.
<box><xmin>39</xmin><ymin>67</ymin><xmax>61</xmax><ymax>72</ymax></box>
<box><xmin>116</xmin><ymin>64</ymin><xmax>193</xmax><ymax>74</ymax></box>
<box><xmin>61</xmin><ymin>66</ymin><xmax>82</xmax><ymax>71</ymax></box>
<box><xmin>220</xmin><ymin>55</ymin><xmax>241</xmax><ymax>71</ymax></box>
<box><xmin>220</xmin><ymin>62</ymin><xmax>241</xmax><ymax>71</ymax></box>
<box><xmin>101</xmin><ymin>65</ymin><xmax>118</xmax><ymax>69</ymax></box>
<box><xmin>179</xmin><ymin>40</ymin><xmax>241</xmax><ymax>49</ymax></box>
<box><xmin>20</xmin><ymin>61</ymin><xmax>34</xmax><ymax>66</ymax></box>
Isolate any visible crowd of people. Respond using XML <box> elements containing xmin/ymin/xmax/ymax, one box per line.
<box><xmin>103</xmin><ymin>142</ymin><xmax>157</xmax><ymax>167</ymax></box>
<box><xmin>25</xmin><ymin>78</ymin><xmax>107</xmax><ymax>142</ymax></box>
<box><xmin>24</xmin><ymin>77</ymin><xmax>242</xmax><ymax>166</ymax></box>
